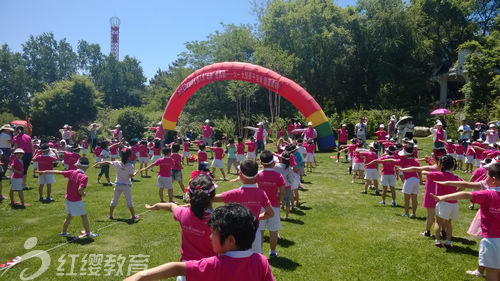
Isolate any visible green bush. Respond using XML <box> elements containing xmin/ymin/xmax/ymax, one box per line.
<box><xmin>0</xmin><ymin>112</ymin><xmax>20</xmax><ymax>126</ymax></box>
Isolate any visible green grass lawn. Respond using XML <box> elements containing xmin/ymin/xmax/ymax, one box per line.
<box><xmin>0</xmin><ymin>137</ymin><xmax>482</xmax><ymax>280</ymax></box>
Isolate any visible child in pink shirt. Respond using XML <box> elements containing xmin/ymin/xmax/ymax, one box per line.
<box><xmin>9</xmin><ymin>149</ymin><xmax>26</xmax><ymax>206</ymax></box>
<box><xmin>359</xmin><ymin>142</ymin><xmax>380</xmax><ymax>195</ymax></box>
<box><xmin>454</xmin><ymin>139</ymin><xmax>465</xmax><ymax>170</ymax></box>
<box><xmin>124</xmin><ymin>203</ymin><xmax>275</xmax><ymax>281</ymax></box>
<box><xmin>141</xmin><ymin>146</ymin><xmax>174</xmax><ymax>203</ymax></box>
<box><xmin>367</xmin><ymin>145</ymin><xmax>398</xmax><ymax>206</ymax></box>
<box><xmin>63</xmin><ymin>146</ymin><xmax>81</xmax><ymax>171</ymax></box>
<box><xmin>33</xmin><ymin>143</ymin><xmax>58</xmax><ymax>201</ymax></box>
<box><xmin>209</xmin><ymin>141</ymin><xmax>227</xmax><ymax>180</ymax></box>
<box><xmin>257</xmin><ymin>150</ymin><xmax>287</xmax><ymax>258</ymax></box>
<box><xmin>197</xmin><ymin>143</ymin><xmax>208</xmax><ymax>165</ymax></box>
<box><xmin>182</xmin><ymin>138</ymin><xmax>191</xmax><ymax>165</ymax></box>
<box><xmin>245</xmin><ymin>137</ymin><xmax>257</xmax><ymax>160</ymax></box>
<box><xmin>145</xmin><ymin>174</ymin><xmax>217</xmax><ymax>281</ymax></box>
<box><xmin>39</xmin><ymin>157</ymin><xmax>97</xmax><ymax>238</ymax></box>
<box><xmin>138</xmin><ymin>140</ymin><xmax>149</xmax><ymax>177</ymax></box>
<box><xmin>236</xmin><ymin>137</ymin><xmax>246</xmax><ymax>164</ymax></box>
<box><xmin>432</xmin><ymin>162</ymin><xmax>500</xmax><ymax>280</ymax></box>
<box><xmin>213</xmin><ymin>159</ymin><xmax>274</xmax><ymax>254</ymax></box>
<box><xmin>304</xmin><ymin>138</ymin><xmax>315</xmax><ymax>173</ymax></box>
<box><xmin>170</xmin><ymin>143</ymin><xmax>185</xmax><ymax>194</ymax></box>
<box><xmin>80</xmin><ymin>139</ymin><xmax>89</xmax><ymax>157</ymax></box>
<box><xmin>109</xmin><ymin>139</ymin><xmax>120</xmax><ymax>161</ymax></box>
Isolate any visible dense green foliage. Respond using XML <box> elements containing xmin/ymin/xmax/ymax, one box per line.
<box><xmin>0</xmin><ymin>0</ymin><xmax>498</xmax><ymax>138</ymax></box>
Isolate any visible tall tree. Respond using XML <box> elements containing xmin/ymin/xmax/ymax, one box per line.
<box><xmin>77</xmin><ymin>40</ymin><xmax>104</xmax><ymax>74</ymax></box>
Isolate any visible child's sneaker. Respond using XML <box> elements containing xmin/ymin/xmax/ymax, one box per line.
<box><xmin>402</xmin><ymin>213</ymin><xmax>409</xmax><ymax>217</ymax></box>
<box><xmin>410</xmin><ymin>214</ymin><xmax>416</xmax><ymax>219</ymax></box>
<box><xmin>379</xmin><ymin>200</ymin><xmax>385</xmax><ymax>205</ymax></box>
<box><xmin>269</xmin><ymin>251</ymin><xmax>278</xmax><ymax>259</ymax></box>
<box><xmin>46</xmin><ymin>197</ymin><xmax>54</xmax><ymax>202</ymax></box>
<box><xmin>434</xmin><ymin>240</ymin><xmax>443</xmax><ymax>248</ymax></box>
<box><xmin>360</xmin><ymin>191</ymin><xmax>367</xmax><ymax>194</ymax></box>
<box><xmin>391</xmin><ymin>201</ymin><xmax>396</xmax><ymax>207</ymax></box>
<box><xmin>60</xmin><ymin>232</ymin><xmax>72</xmax><ymax>237</ymax></box>
<box><xmin>39</xmin><ymin>197</ymin><xmax>44</xmax><ymax>202</ymax></box>
<box><xmin>96</xmin><ymin>179</ymin><xmax>101</xmax><ymax>184</ymax></box>
<box><xmin>421</xmin><ymin>230</ymin><xmax>430</xmax><ymax>237</ymax></box>
<box><xmin>375</xmin><ymin>190</ymin><xmax>380</xmax><ymax>196</ymax></box>
<box><xmin>85</xmin><ymin>232</ymin><xmax>98</xmax><ymax>238</ymax></box>
<box><xmin>444</xmin><ymin>240</ymin><xmax>452</xmax><ymax>248</ymax></box>
<box><xmin>465</xmin><ymin>269</ymin><xmax>484</xmax><ymax>277</ymax></box>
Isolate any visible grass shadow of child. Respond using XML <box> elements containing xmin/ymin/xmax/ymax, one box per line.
<box><xmin>268</xmin><ymin>256</ymin><xmax>301</xmax><ymax>271</ymax></box>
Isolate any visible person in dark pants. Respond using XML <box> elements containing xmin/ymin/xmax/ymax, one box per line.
<box><xmin>87</xmin><ymin>123</ymin><xmax>101</xmax><ymax>153</ymax></box>
<box><xmin>12</xmin><ymin>126</ymin><xmax>33</xmax><ymax>188</ymax></box>
<box><xmin>0</xmin><ymin>124</ymin><xmax>14</xmax><ymax>179</ymax></box>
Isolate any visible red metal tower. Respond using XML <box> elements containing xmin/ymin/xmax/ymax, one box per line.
<box><xmin>110</xmin><ymin>17</ymin><xmax>120</xmax><ymax>60</ymax></box>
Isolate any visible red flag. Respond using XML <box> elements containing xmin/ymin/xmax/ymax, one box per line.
<box><xmin>25</xmin><ymin>114</ymin><xmax>32</xmax><ymax>135</ymax></box>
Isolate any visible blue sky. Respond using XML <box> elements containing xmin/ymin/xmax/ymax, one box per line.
<box><xmin>0</xmin><ymin>0</ymin><xmax>357</xmax><ymax>81</ymax></box>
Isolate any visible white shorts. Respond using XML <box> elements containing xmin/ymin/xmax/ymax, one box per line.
<box><xmin>182</xmin><ymin>151</ymin><xmax>190</xmax><ymax>157</ymax></box>
<box><xmin>251</xmin><ymin>226</ymin><xmax>262</xmax><ymax>254</ymax></box>
<box><xmin>139</xmin><ymin>157</ymin><xmax>149</xmax><ymax>164</ymax></box>
<box><xmin>305</xmin><ymin>153</ymin><xmax>314</xmax><ymax>163</ymax></box>
<box><xmin>38</xmin><ymin>174</ymin><xmax>55</xmax><ymax>185</ymax></box>
<box><xmin>436</xmin><ymin>201</ymin><xmax>459</xmax><ymax>220</ymax></box>
<box><xmin>10</xmin><ymin>178</ymin><xmax>23</xmax><ymax>191</ymax></box>
<box><xmin>479</xmin><ymin>238</ymin><xmax>500</xmax><ymax>269</ymax></box>
<box><xmin>32</xmin><ymin>162</ymin><xmax>38</xmax><ymax>169</ymax></box>
<box><xmin>110</xmin><ymin>154</ymin><xmax>118</xmax><ymax>159</ymax></box>
<box><xmin>291</xmin><ymin>173</ymin><xmax>300</xmax><ymax>190</ymax></box>
<box><xmin>447</xmin><ymin>153</ymin><xmax>455</xmax><ymax>159</ymax></box>
<box><xmin>456</xmin><ymin>154</ymin><xmax>464</xmax><ymax>161</ymax></box>
<box><xmin>151</xmin><ymin>155</ymin><xmax>161</xmax><ymax>163</ymax></box>
<box><xmin>148</xmin><ymin>150</ymin><xmax>153</xmax><ymax>156</ymax></box>
<box><xmin>246</xmin><ymin>152</ymin><xmax>256</xmax><ymax>160</ymax></box>
<box><xmin>65</xmin><ymin>199</ymin><xmax>86</xmax><ymax>216</ymax></box>
<box><xmin>352</xmin><ymin>162</ymin><xmax>364</xmax><ymax>171</ymax></box>
<box><xmin>402</xmin><ymin>177</ymin><xmax>419</xmax><ymax>195</ymax></box>
<box><xmin>474</xmin><ymin>159</ymin><xmax>481</xmax><ymax>167</ymax></box>
<box><xmin>81</xmin><ymin>148</ymin><xmax>88</xmax><ymax>155</ymax></box>
<box><xmin>465</xmin><ymin>155</ymin><xmax>474</xmax><ymax>164</ymax></box>
<box><xmin>236</xmin><ymin>154</ymin><xmax>245</xmax><ymax>162</ymax></box>
<box><xmin>259</xmin><ymin>207</ymin><xmax>282</xmax><ymax>232</ymax></box>
<box><xmin>364</xmin><ymin>169</ymin><xmax>379</xmax><ymax>180</ymax></box>
<box><xmin>380</xmin><ymin>174</ymin><xmax>396</xmax><ymax>187</ymax></box>
<box><xmin>211</xmin><ymin>159</ymin><xmax>224</xmax><ymax>169</ymax></box>
<box><xmin>157</xmin><ymin>176</ymin><xmax>173</xmax><ymax>189</ymax></box>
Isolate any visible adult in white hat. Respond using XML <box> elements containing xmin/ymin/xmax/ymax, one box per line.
<box><xmin>387</xmin><ymin>115</ymin><xmax>397</xmax><ymax>138</ymax></box>
<box><xmin>87</xmin><ymin>122</ymin><xmax>102</xmax><ymax>153</ymax></box>
<box><xmin>244</xmin><ymin>122</ymin><xmax>269</xmax><ymax>154</ymax></box>
<box><xmin>375</xmin><ymin>124</ymin><xmax>387</xmax><ymax>155</ymax></box>
<box><xmin>109</xmin><ymin>124</ymin><xmax>123</xmax><ymax>142</ymax></box>
<box><xmin>0</xmin><ymin>124</ymin><xmax>14</xmax><ymax>179</ymax></box>
<box><xmin>404</xmin><ymin>120</ymin><xmax>414</xmax><ymax>140</ymax></box>
<box><xmin>355</xmin><ymin>117</ymin><xmax>368</xmax><ymax>148</ymax></box>
<box><xmin>144</xmin><ymin>121</ymin><xmax>165</xmax><ymax>142</ymax></box>
<box><xmin>202</xmin><ymin>119</ymin><xmax>214</xmax><ymax>158</ymax></box>
<box><xmin>430</xmin><ymin>120</ymin><xmax>447</xmax><ymax>154</ymax></box>
<box><xmin>486</xmin><ymin>123</ymin><xmax>498</xmax><ymax>145</ymax></box>
<box><xmin>293</xmin><ymin>121</ymin><xmax>318</xmax><ymax>152</ymax></box>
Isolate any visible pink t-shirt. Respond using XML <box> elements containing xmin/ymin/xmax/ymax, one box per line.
<box><xmin>171</xmin><ymin>153</ymin><xmax>182</xmax><ymax>170</ymax></box>
<box><xmin>183</xmin><ymin>142</ymin><xmax>191</xmax><ymax>152</ymax></box>
<box><xmin>246</xmin><ymin>141</ymin><xmax>256</xmax><ymax>153</ymax></box>
<box><xmin>198</xmin><ymin>151</ymin><xmax>208</xmax><ymax>164</ymax></box>
<box><xmin>466</xmin><ymin>145</ymin><xmax>475</xmax><ymax>157</ymax></box>
<box><xmin>113</xmin><ymin>129</ymin><xmax>121</xmax><ymax>140</ymax></box>
<box><xmin>138</xmin><ymin>145</ymin><xmax>148</xmax><ymax>158</ymax></box>
<box><xmin>305</xmin><ymin>143</ymin><xmax>315</xmax><ymax>153</ymax></box>
<box><xmin>375</xmin><ymin>130</ymin><xmax>387</xmax><ymax>141</ymax></box>
<box><xmin>129</xmin><ymin>144</ymin><xmax>139</xmax><ymax>161</ymax></box>
<box><xmin>81</xmin><ymin>140</ymin><xmax>88</xmax><ymax>149</ymax></box>
<box><xmin>347</xmin><ymin>144</ymin><xmax>357</xmax><ymax>158</ymax></box>
<box><xmin>211</xmin><ymin>147</ymin><xmax>224</xmax><ymax>160</ymax></box>
<box><xmin>10</xmin><ymin>157</ymin><xmax>24</xmax><ymax>178</ymax></box>
<box><xmin>153</xmin><ymin>126</ymin><xmax>165</xmax><ymax>140</ymax></box>
<box><xmin>382</xmin><ymin>141</ymin><xmax>394</xmax><ymax>150</ymax></box>
<box><xmin>353</xmin><ymin>149</ymin><xmax>364</xmax><ymax>163</ymax></box>
<box><xmin>338</xmin><ymin>129</ymin><xmax>348</xmax><ymax>143</ymax></box>
<box><xmin>396</xmin><ymin>158</ymin><xmax>420</xmax><ymax>180</ymax></box>
<box><xmin>256</xmin><ymin>169</ymin><xmax>286</xmax><ymax>208</ymax></box>
<box><xmin>185</xmin><ymin>251</ymin><xmax>275</xmax><ymax>281</ymax></box>
<box><xmin>202</xmin><ymin>125</ymin><xmax>213</xmax><ymax>138</ymax></box>
<box><xmin>13</xmin><ymin>134</ymin><xmax>32</xmax><ymax>153</ymax></box>
<box><xmin>63</xmin><ymin>170</ymin><xmax>88</xmax><ymax>202</ymax></box>
<box><xmin>154</xmin><ymin>157</ymin><xmax>173</xmax><ymax>177</ymax></box>
<box><xmin>236</xmin><ymin>143</ymin><xmax>245</xmax><ymax>154</ymax></box>
<box><xmin>360</xmin><ymin>151</ymin><xmax>378</xmax><ymax>169</ymax></box>
<box><xmin>152</xmin><ymin>146</ymin><xmax>162</xmax><ymax>156</ymax></box>
<box><xmin>444</xmin><ymin>143</ymin><xmax>455</xmax><ymax>154</ymax></box>
<box><xmin>427</xmin><ymin>171</ymin><xmax>462</xmax><ymax>203</ymax></box>
<box><xmin>109</xmin><ymin>143</ymin><xmax>120</xmax><ymax>155</ymax></box>
<box><xmin>173</xmin><ymin>206</ymin><xmax>216</xmax><ymax>261</ymax></box>
<box><xmin>33</xmin><ymin>154</ymin><xmax>58</xmax><ymax>171</ymax></box>
<box><xmin>471</xmin><ymin>188</ymin><xmax>500</xmax><ymax>238</ymax></box>
<box><xmin>256</xmin><ymin>128</ymin><xmax>264</xmax><ymax>141</ymax></box>
<box><xmin>378</xmin><ymin>155</ymin><xmax>396</xmax><ymax>175</ymax></box>
<box><xmin>472</xmin><ymin>167</ymin><xmax>488</xmax><ymax>182</ymax></box>
<box><xmin>94</xmin><ymin>146</ymin><xmax>102</xmax><ymax>157</ymax></box>
<box><xmin>453</xmin><ymin>144</ymin><xmax>465</xmax><ymax>155</ymax></box>
<box><xmin>222</xmin><ymin>184</ymin><xmax>271</xmax><ymax>219</ymax></box>
<box><xmin>63</xmin><ymin>151</ymin><xmax>80</xmax><ymax>170</ymax></box>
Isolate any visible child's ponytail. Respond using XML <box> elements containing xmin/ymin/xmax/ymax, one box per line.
<box><xmin>188</xmin><ymin>174</ymin><xmax>216</xmax><ymax>220</ymax></box>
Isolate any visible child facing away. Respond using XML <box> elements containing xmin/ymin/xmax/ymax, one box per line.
<box><xmin>431</xmin><ymin>162</ymin><xmax>500</xmax><ymax>281</ymax></box>
<box><xmin>303</xmin><ymin>138</ymin><xmax>315</xmax><ymax>173</ymax></box>
<box><xmin>63</xmin><ymin>145</ymin><xmax>81</xmax><ymax>171</ymax></box>
<box><xmin>94</xmin><ymin>148</ymin><xmax>139</xmax><ymax>221</ymax></box>
<box><xmin>140</xmin><ymin>146</ymin><xmax>175</xmax><ymax>203</ymax></box>
<box><xmin>367</xmin><ymin>145</ymin><xmax>397</xmax><ymax>206</ymax></box>
<box><xmin>144</xmin><ymin>174</ymin><xmax>217</xmax><ymax>281</ymax></box>
<box><xmin>182</xmin><ymin>138</ymin><xmax>191</xmax><ymax>165</ymax></box>
<box><xmin>257</xmin><ymin>150</ymin><xmax>287</xmax><ymax>259</ymax></box>
<box><xmin>9</xmin><ymin>148</ymin><xmax>26</xmax><ymax>207</ymax></box>
<box><xmin>197</xmin><ymin>143</ymin><xmax>208</xmax><ymax>165</ymax></box>
<box><xmin>38</xmin><ymin>157</ymin><xmax>98</xmax><ymax>238</ymax></box>
<box><xmin>138</xmin><ymin>139</ymin><xmax>150</xmax><ymax>177</ymax></box>
<box><xmin>226</xmin><ymin>138</ymin><xmax>238</xmax><ymax>174</ymax></box>
<box><xmin>274</xmin><ymin>151</ymin><xmax>295</xmax><ymax>220</ymax></box>
<box><xmin>245</xmin><ymin>137</ymin><xmax>257</xmax><ymax>160</ymax></box>
<box><xmin>124</xmin><ymin>203</ymin><xmax>276</xmax><ymax>281</ymax></box>
<box><xmin>96</xmin><ymin>141</ymin><xmax>111</xmax><ymax>185</ymax></box>
<box><xmin>209</xmin><ymin>140</ymin><xmax>227</xmax><ymax>181</ymax></box>
<box><xmin>33</xmin><ymin>143</ymin><xmax>58</xmax><ymax>202</ymax></box>
<box><xmin>454</xmin><ymin>139</ymin><xmax>465</xmax><ymax>170</ymax></box>
<box><xmin>359</xmin><ymin>142</ymin><xmax>380</xmax><ymax>195</ymax></box>
<box><xmin>236</xmin><ymin>137</ymin><xmax>246</xmax><ymax>165</ymax></box>
<box><xmin>170</xmin><ymin>143</ymin><xmax>186</xmax><ymax>194</ymax></box>
<box><xmin>212</xmin><ymin>159</ymin><xmax>274</xmax><ymax>254</ymax></box>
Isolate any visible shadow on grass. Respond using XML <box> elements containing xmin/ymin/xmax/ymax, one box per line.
<box><xmin>452</xmin><ymin>236</ymin><xmax>477</xmax><ymax>245</ymax></box>
<box><xmin>263</xmin><ymin>236</ymin><xmax>296</xmax><ymax>248</ymax></box>
<box><xmin>10</xmin><ymin>204</ymin><xmax>26</xmax><ymax>210</ymax></box>
<box><xmin>95</xmin><ymin>218</ymin><xmax>141</xmax><ymax>225</ymax></box>
<box><xmin>41</xmin><ymin>200</ymin><xmax>55</xmax><ymax>204</ymax></box>
<box><xmin>131</xmin><ymin>179</ymin><xmax>141</xmax><ymax>182</ymax></box>
<box><xmin>141</xmin><ymin>176</ymin><xmax>152</xmax><ymax>178</ymax></box>
<box><xmin>298</xmin><ymin>205</ymin><xmax>311</xmax><ymax>210</ymax></box>
<box><xmin>290</xmin><ymin>209</ymin><xmax>306</xmax><ymax>216</ymax></box>
<box><xmin>268</xmin><ymin>256</ymin><xmax>301</xmax><ymax>271</ymax></box>
<box><xmin>281</xmin><ymin>218</ymin><xmax>304</xmax><ymax>225</ymax></box>
<box><xmin>67</xmin><ymin>236</ymin><xmax>95</xmax><ymax>245</ymax></box>
<box><xmin>174</xmin><ymin>195</ymin><xmax>184</xmax><ymax>200</ymax></box>
<box><xmin>445</xmin><ymin>245</ymin><xmax>478</xmax><ymax>256</ymax></box>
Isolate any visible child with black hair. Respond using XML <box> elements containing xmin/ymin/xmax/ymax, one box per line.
<box><xmin>367</xmin><ymin>145</ymin><xmax>397</xmax><ymax>205</ymax></box>
<box><xmin>274</xmin><ymin>151</ymin><xmax>295</xmax><ymax>220</ymax></box>
<box><xmin>124</xmin><ymin>202</ymin><xmax>275</xmax><ymax>281</ymax></box>
<box><xmin>182</xmin><ymin>138</ymin><xmax>191</xmax><ymax>165</ymax></box>
<box><xmin>150</xmin><ymin>138</ymin><xmax>163</xmax><ymax>172</ymax></box>
<box><xmin>138</xmin><ymin>139</ymin><xmax>150</xmax><ymax>177</ymax></box>
<box><xmin>423</xmin><ymin>155</ymin><xmax>462</xmax><ymax>248</ymax></box>
<box><xmin>170</xmin><ymin>143</ymin><xmax>186</xmax><ymax>194</ymax></box>
<box><xmin>209</xmin><ymin>140</ymin><xmax>227</xmax><ymax>180</ymax></box>
<box><xmin>236</xmin><ymin>137</ymin><xmax>246</xmax><ymax>165</ymax></box>
<box><xmin>94</xmin><ymin>148</ymin><xmax>139</xmax><ymax>221</ymax></box>
<box><xmin>128</xmin><ymin>139</ymin><xmax>139</xmax><ymax>181</ymax></box>
<box><xmin>96</xmin><ymin>141</ymin><xmax>111</xmax><ymax>185</ymax></box>
<box><xmin>39</xmin><ymin>157</ymin><xmax>98</xmax><ymax>238</ymax></box>
<box><xmin>359</xmin><ymin>142</ymin><xmax>380</xmax><ymax>195</ymax></box>
<box><xmin>197</xmin><ymin>143</ymin><xmax>208</xmax><ymax>165</ymax></box>
<box><xmin>33</xmin><ymin>143</ymin><xmax>58</xmax><ymax>201</ymax></box>
<box><xmin>226</xmin><ymin>138</ymin><xmax>238</xmax><ymax>174</ymax></box>
<box><xmin>454</xmin><ymin>139</ymin><xmax>466</xmax><ymax>170</ymax></box>
<box><xmin>140</xmin><ymin>146</ymin><xmax>175</xmax><ymax>203</ymax></box>
<box><xmin>257</xmin><ymin>150</ymin><xmax>286</xmax><ymax>258</ymax></box>
<box><xmin>145</xmin><ymin>174</ymin><xmax>217</xmax><ymax>281</ymax></box>
<box><xmin>432</xmin><ymin>162</ymin><xmax>500</xmax><ymax>280</ymax></box>
<box><xmin>213</xmin><ymin>159</ymin><xmax>274</xmax><ymax>254</ymax></box>
<box><xmin>245</xmin><ymin>137</ymin><xmax>257</xmax><ymax>160</ymax></box>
